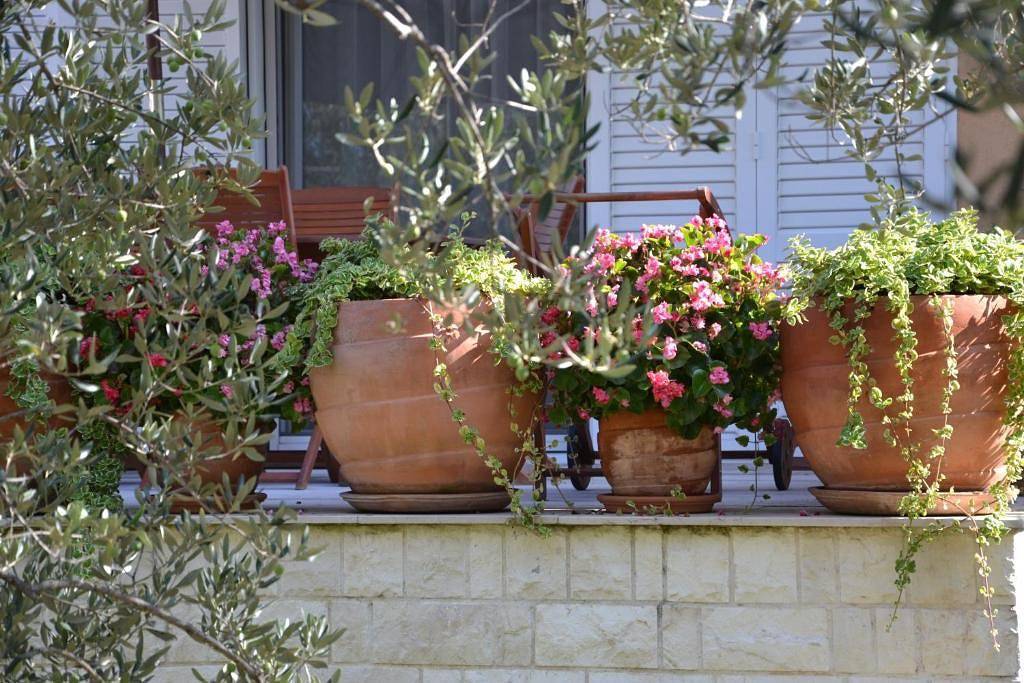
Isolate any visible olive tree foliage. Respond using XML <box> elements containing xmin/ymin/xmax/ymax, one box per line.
<box><xmin>0</xmin><ymin>2</ymin><xmax>339</xmax><ymax>680</ymax></box>
<box><xmin>274</xmin><ymin>0</ymin><xmax>1023</xmax><ymax>377</ymax></box>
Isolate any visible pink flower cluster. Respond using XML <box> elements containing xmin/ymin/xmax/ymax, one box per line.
<box><xmin>647</xmin><ymin>369</ymin><xmax>685</xmax><ymax>408</ymax></box>
<box><xmin>213</xmin><ymin>220</ymin><xmax>318</xmax><ymax>300</ymax></box>
<box><xmin>749</xmin><ymin>321</ymin><xmax>773</xmax><ymax>340</ymax></box>
<box><xmin>546</xmin><ymin>212</ymin><xmax>781</xmax><ymax>433</ymax></box>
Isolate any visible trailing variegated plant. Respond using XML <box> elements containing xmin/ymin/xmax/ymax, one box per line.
<box><xmin>786</xmin><ymin>208</ymin><xmax>1024</xmax><ymax>646</ymax></box>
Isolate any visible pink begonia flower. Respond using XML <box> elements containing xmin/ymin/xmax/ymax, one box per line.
<box><xmin>271</xmin><ymin>326</ymin><xmax>292</xmax><ymax>351</ymax></box>
<box><xmin>647</xmin><ymin>369</ymin><xmax>685</xmax><ymax>408</ymax></box>
<box><xmin>749</xmin><ymin>321</ymin><xmax>773</xmax><ymax>340</ymax></box>
<box><xmin>709</xmin><ymin>367</ymin><xmax>730</xmax><ymax>385</ymax></box>
<box><xmin>690</xmin><ymin>315</ymin><xmax>706</xmax><ymax>330</ymax></box>
<box><xmin>632</xmin><ymin>315</ymin><xmax>645</xmax><ymax>342</ymax></box>
<box><xmin>641</xmin><ymin>224</ymin><xmax>674</xmax><ymax>240</ymax></box>
<box><xmin>692</xmin><ymin>340</ymin><xmax>707</xmax><ymax>354</ymax></box>
<box><xmin>607</xmin><ymin>284</ymin><xmax>620</xmax><ymax>308</ymax></box>
<box><xmin>713</xmin><ymin>401</ymin><xmax>734</xmax><ymax>419</ymax></box>
<box><xmin>79</xmin><ymin>336</ymin><xmax>99</xmax><ymax>358</ymax></box>
<box><xmin>595</xmin><ymin>252</ymin><xmax>616</xmax><ymax>272</ymax></box>
<box><xmin>689</xmin><ymin>281</ymin><xmax>724</xmax><ymax>312</ymax></box>
<box><xmin>651</xmin><ymin>301</ymin><xmax>673</xmax><ymax>325</ymax></box>
<box><xmin>541</xmin><ymin>306</ymin><xmax>561</xmax><ymax>325</ymax></box>
<box><xmin>670</xmin><ymin>257</ymin><xmax>701</xmax><ymax>277</ymax></box>
<box><xmin>578</xmin><ymin>408</ymin><xmax>591</xmax><ymax>421</ymax></box>
<box><xmin>146</xmin><ymin>353</ymin><xmax>169</xmax><ymax>368</ymax></box>
<box><xmin>620</xmin><ymin>398</ymin><xmax>630</xmax><ymax>408</ymax></box>
<box><xmin>593</xmin><ymin>228</ymin><xmax>618</xmax><ymax>252</ymax></box>
<box><xmin>663</xmin><ymin>336</ymin><xmax>678</xmax><ymax>360</ymax></box>
<box><xmin>215</xmin><ymin>220</ymin><xmax>235</xmax><ymax>238</ymax></box>
<box><xmin>592</xmin><ymin>387</ymin><xmax>611</xmax><ymax>405</ymax></box>
<box><xmin>283</xmin><ymin>381</ymin><xmax>295</xmax><ymax>394</ymax></box>
<box><xmin>620</xmin><ymin>233</ymin><xmax>642</xmax><ymax>252</ymax></box>
<box><xmin>708</xmin><ymin>322</ymin><xmax>722</xmax><ymax>339</ymax></box>
<box><xmin>703</xmin><ymin>229</ymin><xmax>733</xmax><ymax>256</ymax></box>
<box><xmin>220</xmin><ymin>384</ymin><xmax>234</xmax><ymax>399</ymax></box>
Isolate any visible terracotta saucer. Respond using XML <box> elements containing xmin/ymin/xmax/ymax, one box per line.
<box><xmin>342</xmin><ymin>491</ymin><xmax>511</xmax><ymax>513</ymax></box>
<box><xmin>809</xmin><ymin>486</ymin><xmax>996</xmax><ymax>516</ymax></box>
<box><xmin>598</xmin><ymin>493</ymin><xmax>719</xmax><ymax>515</ymax></box>
<box><xmin>153</xmin><ymin>492</ymin><xmax>268</xmax><ymax>514</ymax></box>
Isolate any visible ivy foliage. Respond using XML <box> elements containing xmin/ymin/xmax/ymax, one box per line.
<box><xmin>787</xmin><ymin>208</ymin><xmax>1024</xmax><ymax>641</ymax></box>
<box><xmin>278</xmin><ymin>216</ymin><xmax>549</xmax><ymax>374</ymax></box>
<box><xmin>3</xmin><ymin>358</ymin><xmax>51</xmax><ymax>413</ymax></box>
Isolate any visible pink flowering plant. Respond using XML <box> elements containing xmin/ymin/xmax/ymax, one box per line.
<box><xmin>77</xmin><ymin>220</ymin><xmax>317</xmax><ymax>424</ymax></box>
<box><xmin>544</xmin><ymin>215</ymin><xmax>784</xmax><ymax>440</ymax></box>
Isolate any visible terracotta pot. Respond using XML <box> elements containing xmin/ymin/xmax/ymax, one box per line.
<box><xmin>781</xmin><ymin>295</ymin><xmax>1013</xmax><ymax>491</ymax></box>
<box><xmin>310</xmin><ymin>298</ymin><xmax>540</xmax><ymax>495</ymax></box>
<box><xmin>598</xmin><ymin>409</ymin><xmax>717</xmax><ymax>496</ymax></box>
<box><xmin>0</xmin><ymin>367</ymin><xmax>73</xmax><ymax>476</ymax></box>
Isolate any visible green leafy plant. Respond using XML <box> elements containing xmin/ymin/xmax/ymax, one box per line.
<box><xmin>279</xmin><ymin>216</ymin><xmax>548</xmax><ymax>376</ymax></box>
<box><xmin>546</xmin><ymin>217</ymin><xmax>784</xmax><ymax>440</ymax></box>
<box><xmin>787</xmin><ymin>208</ymin><xmax>1024</xmax><ymax>645</ymax></box>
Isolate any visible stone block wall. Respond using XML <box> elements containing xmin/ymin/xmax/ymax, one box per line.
<box><xmin>154</xmin><ymin>520</ymin><xmax>1023</xmax><ymax>682</ymax></box>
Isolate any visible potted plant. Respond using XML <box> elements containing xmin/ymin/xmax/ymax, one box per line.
<box><xmin>545</xmin><ymin>216</ymin><xmax>784</xmax><ymax>513</ymax></box>
<box><xmin>0</xmin><ymin>257</ymin><xmax>76</xmax><ymax>473</ymax></box>
<box><xmin>782</xmin><ymin>208</ymin><xmax>1024</xmax><ymax>516</ymax></box>
<box><xmin>277</xmin><ymin>224</ymin><xmax>548</xmax><ymax>513</ymax></box>
<box><xmin>76</xmin><ymin>219</ymin><xmax>315</xmax><ymax>512</ymax></box>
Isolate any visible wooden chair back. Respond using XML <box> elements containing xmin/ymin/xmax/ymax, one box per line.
<box><xmin>515</xmin><ymin>175</ymin><xmax>586</xmax><ymax>271</ymax></box>
<box><xmin>516</xmin><ymin>185</ymin><xmax>726</xmax><ymax>272</ymax></box>
<box><xmin>291</xmin><ymin>185</ymin><xmax>396</xmax><ymax>259</ymax></box>
<box><xmin>194</xmin><ymin>167</ymin><xmax>297</xmax><ymax>248</ymax></box>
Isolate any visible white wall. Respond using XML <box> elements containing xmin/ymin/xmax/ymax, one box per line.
<box><xmin>585</xmin><ymin>3</ymin><xmax>957</xmax><ymax>266</ymax></box>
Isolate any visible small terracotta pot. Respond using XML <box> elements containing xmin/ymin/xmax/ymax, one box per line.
<box><xmin>598</xmin><ymin>409</ymin><xmax>717</xmax><ymax>496</ymax></box>
<box><xmin>310</xmin><ymin>298</ymin><xmax>540</xmax><ymax>498</ymax></box>
<box><xmin>781</xmin><ymin>294</ymin><xmax>1013</xmax><ymax>492</ymax></box>
<box><xmin>0</xmin><ymin>367</ymin><xmax>73</xmax><ymax>475</ymax></box>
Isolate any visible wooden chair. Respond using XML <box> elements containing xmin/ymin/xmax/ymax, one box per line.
<box><xmin>515</xmin><ymin>175</ymin><xmax>586</xmax><ymax>272</ymax></box>
<box><xmin>194</xmin><ymin>167</ymin><xmax>298</xmax><ymax>248</ymax></box>
<box><xmin>292</xmin><ymin>185</ymin><xmax>396</xmax><ymax>260</ymax></box>
<box><xmin>514</xmin><ymin>183</ymin><xmax>725</xmax><ymax>273</ymax></box>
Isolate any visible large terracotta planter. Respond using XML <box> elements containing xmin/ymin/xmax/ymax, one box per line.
<box><xmin>310</xmin><ymin>298</ymin><xmax>541</xmax><ymax>513</ymax></box>
<box><xmin>781</xmin><ymin>295</ymin><xmax>1012</xmax><ymax>513</ymax></box>
<box><xmin>596</xmin><ymin>409</ymin><xmax>720</xmax><ymax>513</ymax></box>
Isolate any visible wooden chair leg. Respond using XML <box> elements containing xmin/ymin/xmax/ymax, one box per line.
<box><xmin>296</xmin><ymin>425</ymin><xmax>323</xmax><ymax>490</ymax></box>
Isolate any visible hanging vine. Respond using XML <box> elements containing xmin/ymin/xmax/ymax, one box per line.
<box><xmin>787</xmin><ymin>208</ymin><xmax>1024</xmax><ymax>647</ymax></box>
